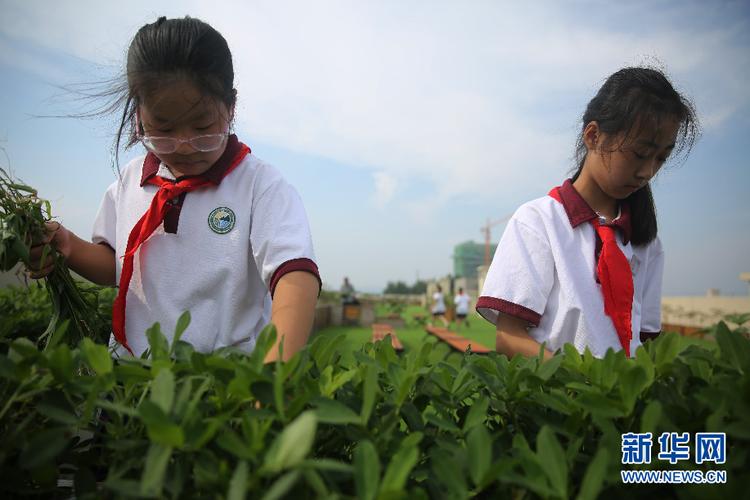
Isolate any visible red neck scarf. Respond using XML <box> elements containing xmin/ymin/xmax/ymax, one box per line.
<box><xmin>113</xmin><ymin>143</ymin><xmax>250</xmax><ymax>354</ymax></box>
<box><xmin>549</xmin><ymin>187</ymin><xmax>633</xmax><ymax>356</ymax></box>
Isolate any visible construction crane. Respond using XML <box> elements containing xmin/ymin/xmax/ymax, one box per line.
<box><xmin>480</xmin><ymin>215</ymin><xmax>512</xmax><ymax>266</ymax></box>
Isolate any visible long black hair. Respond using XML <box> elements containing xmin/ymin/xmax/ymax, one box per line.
<box><xmin>572</xmin><ymin>67</ymin><xmax>699</xmax><ymax>245</ymax></box>
<box><xmin>78</xmin><ymin>16</ymin><xmax>236</xmax><ymax>168</ymax></box>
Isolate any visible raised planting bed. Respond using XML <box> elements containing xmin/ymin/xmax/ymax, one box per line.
<box><xmin>426</xmin><ymin>325</ymin><xmax>492</xmax><ymax>353</ymax></box>
<box><xmin>371</xmin><ymin>323</ymin><xmax>404</xmax><ymax>350</ymax></box>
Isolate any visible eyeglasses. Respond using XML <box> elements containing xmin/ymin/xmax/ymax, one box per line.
<box><xmin>138</xmin><ymin>132</ymin><xmax>229</xmax><ymax>154</ymax></box>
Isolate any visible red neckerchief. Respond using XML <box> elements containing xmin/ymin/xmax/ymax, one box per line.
<box><xmin>549</xmin><ymin>186</ymin><xmax>633</xmax><ymax>356</ymax></box>
<box><xmin>112</xmin><ymin>142</ymin><xmax>250</xmax><ymax>354</ymax></box>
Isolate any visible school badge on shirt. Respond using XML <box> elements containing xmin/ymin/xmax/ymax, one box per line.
<box><xmin>208</xmin><ymin>207</ymin><xmax>236</xmax><ymax>234</ymax></box>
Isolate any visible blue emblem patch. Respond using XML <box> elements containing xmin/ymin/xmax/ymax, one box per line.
<box><xmin>208</xmin><ymin>207</ymin><xmax>236</xmax><ymax>234</ymax></box>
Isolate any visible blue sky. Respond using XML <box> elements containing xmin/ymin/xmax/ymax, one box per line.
<box><xmin>1</xmin><ymin>0</ymin><xmax>749</xmax><ymax>295</ymax></box>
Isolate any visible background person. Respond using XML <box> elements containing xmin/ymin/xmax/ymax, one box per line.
<box><xmin>340</xmin><ymin>276</ymin><xmax>359</xmax><ymax>305</ymax></box>
<box><xmin>431</xmin><ymin>284</ymin><xmax>449</xmax><ymax>327</ymax></box>
<box><xmin>454</xmin><ymin>287</ymin><xmax>471</xmax><ymax>329</ymax></box>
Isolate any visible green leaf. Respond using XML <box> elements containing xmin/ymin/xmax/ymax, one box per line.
<box><xmin>652</xmin><ymin>333</ymin><xmax>682</xmax><ymax>371</ymax></box>
<box><xmin>263</xmin><ymin>411</ymin><xmax>317</xmax><ymax>473</ymax></box>
<box><xmin>536</xmin><ymin>353</ymin><xmax>563</xmax><ymax>381</ymax></box>
<box><xmin>431</xmin><ymin>450</ymin><xmax>469</xmax><ymax>498</ymax></box>
<box><xmin>640</xmin><ymin>400</ymin><xmax>662</xmax><ymax>434</ymax></box>
<box><xmin>536</xmin><ymin>426</ymin><xmax>568</xmax><ymax>499</ymax></box>
<box><xmin>634</xmin><ymin>345</ymin><xmax>655</xmax><ymax>382</ymax></box>
<box><xmin>354</xmin><ymin>440</ymin><xmax>380</xmax><ymax>500</ymax></box>
<box><xmin>360</xmin><ymin>364</ymin><xmax>377</xmax><ymax>425</ymax></box>
<box><xmin>80</xmin><ymin>338</ymin><xmax>112</xmax><ymax>375</ymax></box>
<box><xmin>299</xmin><ymin>459</ymin><xmax>354</xmax><ymax>473</ymax></box>
<box><xmin>10</xmin><ymin>337</ymin><xmax>42</xmax><ymax>360</ymax></box>
<box><xmin>576</xmin><ymin>393</ymin><xmax>626</xmax><ymax>418</ymax></box>
<box><xmin>250</xmin><ymin>325</ymin><xmax>277</xmax><ymax>369</ymax></box>
<box><xmin>425</xmin><ymin>412</ymin><xmax>460</xmax><ymax>433</ymax></box>
<box><xmin>619</xmin><ymin>366</ymin><xmax>650</xmax><ymax>413</ymax></box>
<box><xmin>138</xmin><ymin>400</ymin><xmax>185</xmax><ymax>447</ymax></box>
<box><xmin>150</xmin><ymin>368</ymin><xmax>175</xmax><ymax>414</ymax></box>
<box><xmin>302</xmin><ymin>469</ymin><xmax>328</xmax><ymax>497</ymax></box>
<box><xmin>140</xmin><ymin>443</ymin><xmax>172</xmax><ymax>497</ymax></box>
<box><xmin>716</xmin><ymin>322</ymin><xmax>750</xmax><ymax>373</ymax></box>
<box><xmin>261</xmin><ymin>470</ymin><xmax>300</xmax><ymax>500</ymax></box>
<box><xmin>463</xmin><ymin>397</ymin><xmax>489</xmax><ymax>431</ymax></box>
<box><xmin>381</xmin><ymin>432</ymin><xmax>422</xmax><ymax>492</ymax></box>
<box><xmin>563</xmin><ymin>343</ymin><xmax>582</xmax><ymax>368</ymax></box>
<box><xmin>146</xmin><ymin>322</ymin><xmax>169</xmax><ymax>360</ymax></box>
<box><xmin>216</xmin><ymin>428</ymin><xmax>254</xmax><ymax>460</ymax></box>
<box><xmin>46</xmin><ymin>343</ymin><xmax>73</xmax><ymax>382</ymax></box>
<box><xmin>37</xmin><ymin>392</ymin><xmax>78</xmax><ymax>425</ymax></box>
<box><xmin>313</xmin><ymin>397</ymin><xmax>361</xmax><ymax>425</ymax></box>
<box><xmin>44</xmin><ymin>318</ymin><xmax>70</xmax><ymax>351</ymax></box>
<box><xmin>172</xmin><ymin>311</ymin><xmax>191</xmax><ymax>350</ymax></box>
<box><xmin>467</xmin><ymin>424</ymin><xmax>491</xmax><ymax>486</ymax></box>
<box><xmin>400</xmin><ymin>402</ymin><xmax>424</xmax><ymax>431</ymax></box>
<box><xmin>575</xmin><ymin>448</ymin><xmax>609</xmax><ymax>500</ymax></box>
<box><xmin>114</xmin><ymin>363</ymin><xmax>151</xmax><ymax>384</ymax></box>
<box><xmin>273</xmin><ymin>358</ymin><xmax>286</xmax><ymax>421</ymax></box>
<box><xmin>227</xmin><ymin>460</ymin><xmax>249</xmax><ymax>500</ymax></box>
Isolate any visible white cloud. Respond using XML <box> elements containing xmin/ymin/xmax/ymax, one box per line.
<box><xmin>371</xmin><ymin>171</ymin><xmax>398</xmax><ymax>208</ymax></box>
<box><xmin>2</xmin><ymin>0</ymin><xmax>748</xmax><ymax>207</ymax></box>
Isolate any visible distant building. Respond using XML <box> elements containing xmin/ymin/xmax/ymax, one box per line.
<box><xmin>453</xmin><ymin>241</ymin><xmax>496</xmax><ymax>280</ymax></box>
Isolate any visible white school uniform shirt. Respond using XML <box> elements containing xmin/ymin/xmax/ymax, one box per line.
<box><xmin>92</xmin><ymin>136</ymin><xmax>321</xmax><ymax>357</ymax></box>
<box><xmin>432</xmin><ymin>292</ymin><xmax>446</xmax><ymax>314</ymax></box>
<box><xmin>476</xmin><ymin>179</ymin><xmax>663</xmax><ymax>358</ymax></box>
<box><xmin>454</xmin><ymin>294</ymin><xmax>471</xmax><ymax>315</ymax></box>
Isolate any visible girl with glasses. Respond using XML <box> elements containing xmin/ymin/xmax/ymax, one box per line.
<box><xmin>28</xmin><ymin>16</ymin><xmax>321</xmax><ymax>361</ymax></box>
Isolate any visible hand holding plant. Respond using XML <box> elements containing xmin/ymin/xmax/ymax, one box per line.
<box><xmin>26</xmin><ymin>221</ymin><xmax>73</xmax><ymax>279</ymax></box>
<box><xmin>0</xmin><ymin>167</ymin><xmax>109</xmax><ymax>348</ymax></box>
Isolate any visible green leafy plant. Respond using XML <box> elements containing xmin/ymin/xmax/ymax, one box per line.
<box><xmin>0</xmin><ymin>168</ymin><xmax>110</xmax><ymax>348</ymax></box>
<box><xmin>0</xmin><ymin>313</ymin><xmax>747</xmax><ymax>498</ymax></box>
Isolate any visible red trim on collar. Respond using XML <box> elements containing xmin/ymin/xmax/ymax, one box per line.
<box><xmin>555</xmin><ymin>179</ymin><xmax>597</xmax><ymax>227</ymax></box>
<box><xmin>140</xmin><ymin>134</ymin><xmax>248</xmax><ymax>186</ymax></box>
<box><xmin>549</xmin><ymin>179</ymin><xmax>631</xmax><ymax>245</ymax></box>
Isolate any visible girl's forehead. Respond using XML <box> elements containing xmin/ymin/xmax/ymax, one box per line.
<box><xmin>139</xmin><ymin>79</ymin><xmax>224</xmax><ymax>122</ymax></box>
<box><xmin>627</xmin><ymin>116</ymin><xmax>680</xmax><ymax>146</ymax></box>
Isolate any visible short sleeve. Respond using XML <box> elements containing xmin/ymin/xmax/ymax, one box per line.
<box><xmin>91</xmin><ymin>182</ymin><xmax>118</xmax><ymax>249</ymax></box>
<box><xmin>250</xmin><ymin>174</ymin><xmax>320</xmax><ymax>296</ymax></box>
<box><xmin>640</xmin><ymin>237</ymin><xmax>664</xmax><ymax>333</ymax></box>
<box><xmin>476</xmin><ymin>215</ymin><xmax>555</xmax><ymax>327</ymax></box>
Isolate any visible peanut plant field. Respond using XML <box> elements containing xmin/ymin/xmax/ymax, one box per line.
<box><xmin>1</xmin><ymin>284</ymin><xmax>749</xmax><ymax>499</ymax></box>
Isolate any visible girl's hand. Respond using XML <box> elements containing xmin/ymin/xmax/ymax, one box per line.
<box><xmin>27</xmin><ymin>222</ymin><xmax>71</xmax><ymax>279</ymax></box>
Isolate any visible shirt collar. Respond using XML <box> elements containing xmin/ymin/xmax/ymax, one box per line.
<box><xmin>555</xmin><ymin>178</ymin><xmax>632</xmax><ymax>245</ymax></box>
<box><xmin>140</xmin><ymin>134</ymin><xmax>243</xmax><ymax>186</ymax></box>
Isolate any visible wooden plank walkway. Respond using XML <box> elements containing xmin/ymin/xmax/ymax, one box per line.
<box><xmin>372</xmin><ymin>323</ymin><xmax>404</xmax><ymax>351</ymax></box>
<box><xmin>425</xmin><ymin>326</ymin><xmax>491</xmax><ymax>354</ymax></box>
